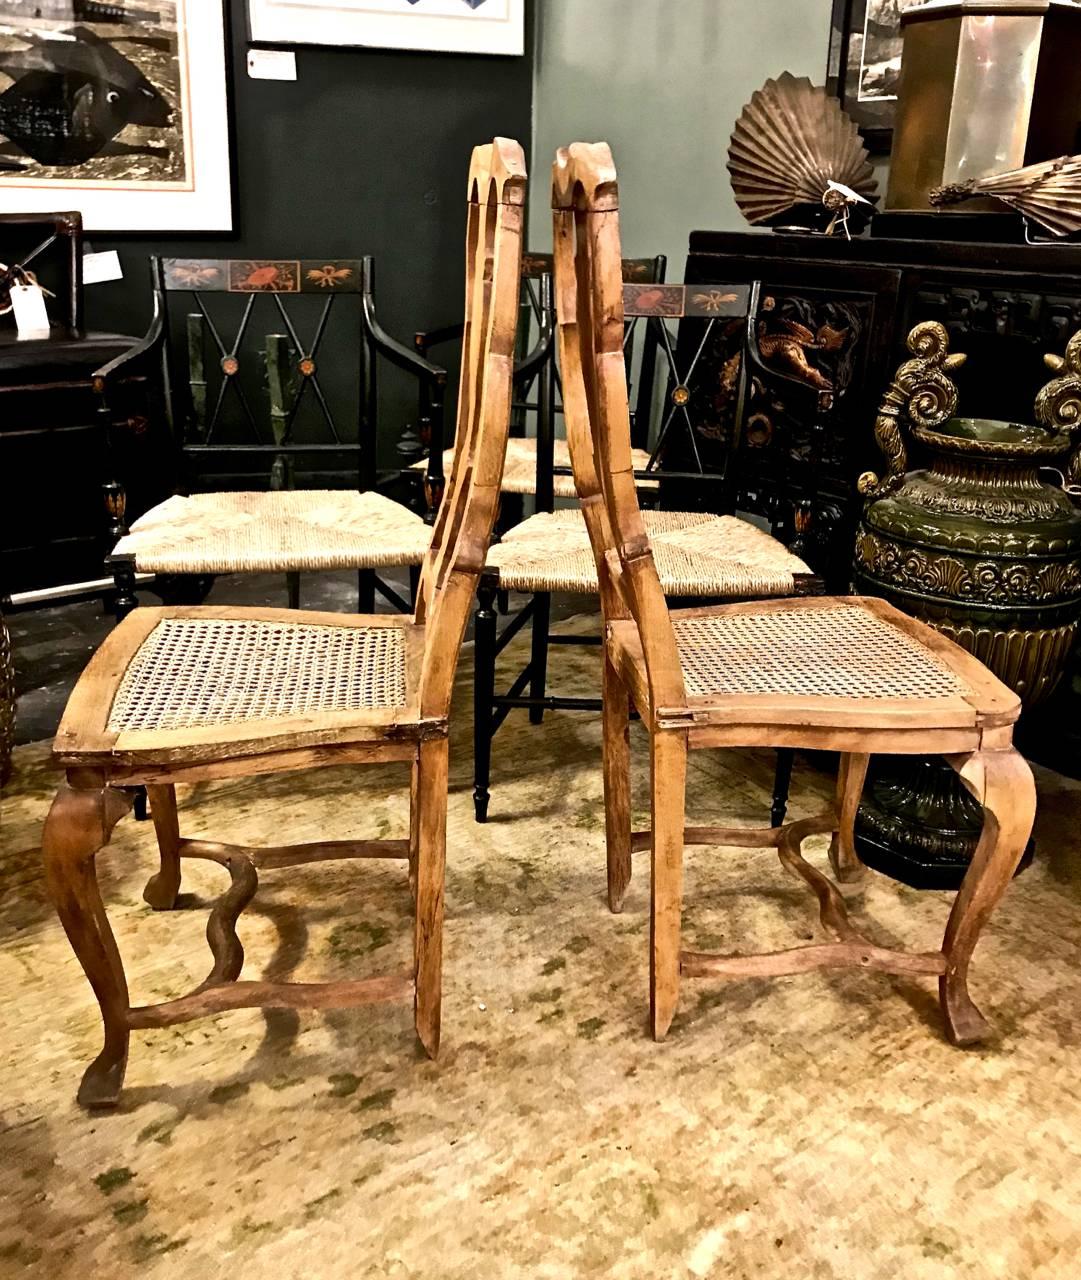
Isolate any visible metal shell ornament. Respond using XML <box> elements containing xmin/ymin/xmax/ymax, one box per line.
<box><xmin>930</xmin><ymin>155</ymin><xmax>1081</xmax><ymax>238</ymax></box>
<box><xmin>727</xmin><ymin>73</ymin><xmax>878</xmax><ymax>231</ymax></box>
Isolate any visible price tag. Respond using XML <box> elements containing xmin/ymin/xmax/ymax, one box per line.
<box><xmin>83</xmin><ymin>250</ymin><xmax>123</xmax><ymax>284</ymax></box>
<box><xmin>10</xmin><ymin>283</ymin><xmax>50</xmax><ymax>339</ymax></box>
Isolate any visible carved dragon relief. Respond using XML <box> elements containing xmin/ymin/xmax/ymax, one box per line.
<box><xmin>858</xmin><ymin>321</ymin><xmax>966</xmax><ymax>500</ymax></box>
<box><xmin>1035</xmin><ymin>330</ymin><xmax>1081</xmax><ymax>486</ymax></box>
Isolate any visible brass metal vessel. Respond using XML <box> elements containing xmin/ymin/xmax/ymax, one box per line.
<box><xmin>852</xmin><ymin>322</ymin><xmax>1081</xmax><ymax>885</ymax></box>
<box><xmin>887</xmin><ymin>0</ymin><xmax>1081</xmax><ymax>213</ymax></box>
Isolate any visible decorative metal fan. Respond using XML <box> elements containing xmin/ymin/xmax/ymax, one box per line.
<box><xmin>727</xmin><ymin>73</ymin><xmax>878</xmax><ymax>235</ymax></box>
<box><xmin>930</xmin><ymin>155</ymin><xmax>1081</xmax><ymax>238</ymax></box>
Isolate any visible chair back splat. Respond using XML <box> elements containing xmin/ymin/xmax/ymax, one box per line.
<box><xmin>552</xmin><ymin>143</ymin><xmax>686</xmax><ymax>714</ymax></box>
<box><xmin>416</xmin><ymin>139</ymin><xmax>526</xmax><ymax>718</ymax></box>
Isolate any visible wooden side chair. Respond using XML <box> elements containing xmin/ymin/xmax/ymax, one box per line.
<box><xmin>41</xmin><ymin>138</ymin><xmax>526</xmax><ymax>1108</ymax></box>
<box><xmin>470</xmin><ymin>282</ymin><xmax>820</xmax><ymax>822</ymax></box>
<box><xmin>553</xmin><ymin>141</ymin><xmax>1036</xmax><ymax>1044</ymax></box>
<box><xmin>101</xmin><ymin>254</ymin><xmax>449</xmax><ymax>618</ymax></box>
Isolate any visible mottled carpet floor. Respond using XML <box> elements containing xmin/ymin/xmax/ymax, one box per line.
<box><xmin>2</xmin><ymin>616</ymin><xmax>1081</xmax><ymax>1278</ymax></box>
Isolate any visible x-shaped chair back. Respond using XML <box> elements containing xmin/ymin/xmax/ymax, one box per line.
<box><xmin>153</xmin><ymin>254</ymin><xmax>396</xmax><ymax>493</ymax></box>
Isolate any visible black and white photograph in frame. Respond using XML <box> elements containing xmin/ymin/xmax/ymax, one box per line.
<box><xmin>0</xmin><ymin>1</ymin><xmax>232</xmax><ymax>233</ymax></box>
<box><xmin>248</xmin><ymin>0</ymin><xmax>524</xmax><ymax>56</ymax></box>
<box><xmin>828</xmin><ymin>0</ymin><xmax>919</xmax><ymax>150</ymax></box>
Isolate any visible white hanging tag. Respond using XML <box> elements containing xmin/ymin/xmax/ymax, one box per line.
<box><xmin>10</xmin><ymin>283</ymin><xmax>50</xmax><ymax>339</ymax></box>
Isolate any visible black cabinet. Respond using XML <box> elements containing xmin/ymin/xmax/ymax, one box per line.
<box><xmin>684</xmin><ymin>229</ymin><xmax>1081</xmax><ymax>588</ymax></box>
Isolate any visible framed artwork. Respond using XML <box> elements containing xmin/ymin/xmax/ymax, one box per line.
<box><xmin>828</xmin><ymin>0</ymin><xmax>918</xmax><ymax>152</ymax></box>
<box><xmin>0</xmin><ymin>1</ymin><xmax>232</xmax><ymax>233</ymax></box>
<box><xmin>247</xmin><ymin>0</ymin><xmax>525</xmax><ymax>56</ymax></box>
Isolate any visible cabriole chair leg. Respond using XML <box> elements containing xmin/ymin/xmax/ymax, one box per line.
<box><xmin>828</xmin><ymin>752</ymin><xmax>870</xmax><ymax>884</ymax></box>
<box><xmin>940</xmin><ymin>747</ymin><xmax>1036</xmax><ymax>1046</ymax></box>
<box><xmin>42</xmin><ymin>779</ymin><xmax>135</xmax><ymax>1109</ymax></box>
<box><xmin>144</xmin><ymin>783</ymin><xmax>182</xmax><ymax>909</ymax></box>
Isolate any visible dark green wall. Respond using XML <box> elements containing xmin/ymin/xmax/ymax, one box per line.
<box><xmin>83</xmin><ymin>0</ymin><xmax>534</xmax><ymax>466</ymax></box>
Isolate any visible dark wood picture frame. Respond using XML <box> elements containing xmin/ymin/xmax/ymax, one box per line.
<box><xmin>827</xmin><ymin>0</ymin><xmax>910</xmax><ymax>155</ymax></box>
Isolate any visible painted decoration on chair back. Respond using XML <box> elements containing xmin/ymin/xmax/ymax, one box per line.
<box><xmin>0</xmin><ymin>1</ymin><xmax>232</xmax><ymax>232</ymax></box>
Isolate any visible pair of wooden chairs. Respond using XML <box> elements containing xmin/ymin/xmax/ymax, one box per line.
<box><xmin>43</xmin><ymin>139</ymin><xmax>1034</xmax><ymax>1110</ymax></box>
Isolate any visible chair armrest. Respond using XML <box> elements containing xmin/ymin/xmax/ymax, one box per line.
<box><xmin>414</xmin><ymin>320</ymin><xmax>465</xmax><ymax>355</ymax></box>
<box><xmin>91</xmin><ymin>292</ymin><xmax>166</xmax><ymax>390</ymax></box>
<box><xmin>363</xmin><ymin>294</ymin><xmax>447</xmax><ymax>385</ymax></box>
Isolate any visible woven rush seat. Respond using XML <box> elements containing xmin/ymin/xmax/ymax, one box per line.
<box><xmin>113</xmin><ymin>490</ymin><xmax>431</xmax><ymax>575</ymax></box>
<box><xmin>415</xmin><ymin>437</ymin><xmax>658</xmax><ymax>499</ymax></box>
<box><xmin>487</xmin><ymin>506</ymin><xmax>809</xmax><ymax>595</ymax></box>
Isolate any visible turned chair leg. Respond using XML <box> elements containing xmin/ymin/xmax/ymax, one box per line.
<box><xmin>42</xmin><ymin>779</ymin><xmax>134</xmax><ymax>1109</ymax></box>
<box><xmin>829</xmin><ymin>753</ymin><xmax>870</xmax><ymax>884</ymax></box>
<box><xmin>286</xmin><ymin>571</ymin><xmax>301</xmax><ymax>610</ymax></box>
<box><xmin>472</xmin><ymin>580</ymin><xmax>497</xmax><ymax>823</ymax></box>
<box><xmin>771</xmin><ymin>748</ymin><xmax>795</xmax><ymax>828</ymax></box>
<box><xmin>650</xmin><ymin>729</ymin><xmax>687</xmax><ymax>1041</ymax></box>
<box><xmin>358</xmin><ymin>569</ymin><xmax>376</xmax><ymax>614</ymax></box>
<box><xmin>143</xmin><ymin>783</ymin><xmax>182</xmax><ymax>909</ymax></box>
<box><xmin>413</xmin><ymin>737</ymin><xmax>448</xmax><ymax>1059</ymax></box>
<box><xmin>602</xmin><ymin>653</ymin><xmax>632</xmax><ymax>913</ymax></box>
<box><xmin>939</xmin><ymin>747</ymin><xmax>1036</xmax><ymax>1046</ymax></box>
<box><xmin>528</xmin><ymin>590</ymin><xmax>551</xmax><ymax>726</ymax></box>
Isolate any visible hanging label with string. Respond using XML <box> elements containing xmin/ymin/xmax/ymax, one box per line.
<box><xmin>10</xmin><ymin>282</ymin><xmax>50</xmax><ymax>340</ymax></box>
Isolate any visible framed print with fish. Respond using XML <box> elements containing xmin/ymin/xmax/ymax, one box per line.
<box><xmin>247</xmin><ymin>0</ymin><xmax>524</xmax><ymax>56</ymax></box>
<box><xmin>828</xmin><ymin>0</ymin><xmax>917</xmax><ymax>152</ymax></box>
<box><xmin>0</xmin><ymin>1</ymin><xmax>232</xmax><ymax>233</ymax></box>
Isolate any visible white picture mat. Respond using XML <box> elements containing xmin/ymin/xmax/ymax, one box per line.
<box><xmin>248</xmin><ymin>0</ymin><xmax>524</xmax><ymax>55</ymax></box>
<box><xmin>0</xmin><ymin>3</ymin><xmax>232</xmax><ymax>233</ymax></box>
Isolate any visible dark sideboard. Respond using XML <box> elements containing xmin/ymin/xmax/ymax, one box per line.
<box><xmin>684</xmin><ymin>227</ymin><xmax>1081</xmax><ymax>786</ymax></box>
<box><xmin>684</xmin><ymin>228</ymin><xmax>1081</xmax><ymax>585</ymax></box>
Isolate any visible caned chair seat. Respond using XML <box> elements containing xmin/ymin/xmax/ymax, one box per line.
<box><xmin>416</xmin><ymin>437</ymin><xmax>657</xmax><ymax>499</ymax></box>
<box><xmin>487</xmin><ymin>506</ymin><xmax>809</xmax><ymax>596</ymax></box>
<box><xmin>606</xmin><ymin>596</ymin><xmax>1020</xmax><ymax>747</ymax></box>
<box><xmin>54</xmin><ymin>606</ymin><xmax>428</xmax><ymax>772</ymax></box>
<box><xmin>112</xmin><ymin>490</ymin><xmax>431</xmax><ymax>575</ymax></box>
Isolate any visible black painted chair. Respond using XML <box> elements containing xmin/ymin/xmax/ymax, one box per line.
<box><xmin>0</xmin><ymin>212</ymin><xmax>167</xmax><ymax>609</ymax></box>
<box><xmin>472</xmin><ymin>279</ymin><xmax>831</xmax><ymax>823</ymax></box>
<box><xmin>100</xmin><ymin>255</ymin><xmax>448</xmax><ymax>617</ymax></box>
<box><xmin>411</xmin><ymin>253</ymin><xmax>667</xmax><ymax>520</ymax></box>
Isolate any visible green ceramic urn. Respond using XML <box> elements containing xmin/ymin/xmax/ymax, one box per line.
<box><xmin>851</xmin><ymin>322</ymin><xmax>1081</xmax><ymax>888</ymax></box>
<box><xmin>854</xmin><ymin>323</ymin><xmax>1081</xmax><ymax>706</ymax></box>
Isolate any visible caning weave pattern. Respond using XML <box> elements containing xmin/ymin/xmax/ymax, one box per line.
<box><xmin>113</xmin><ymin>491</ymin><xmax>431</xmax><ymax>574</ymax></box>
<box><xmin>673</xmin><ymin>605</ymin><xmax>967</xmax><ymax>700</ymax></box>
<box><xmin>107</xmin><ymin>618</ymin><xmax>407</xmax><ymax>733</ymax></box>
<box><xmin>488</xmin><ymin>507</ymin><xmax>808</xmax><ymax>596</ymax></box>
<box><xmin>414</xmin><ymin>438</ymin><xmax>658</xmax><ymax>499</ymax></box>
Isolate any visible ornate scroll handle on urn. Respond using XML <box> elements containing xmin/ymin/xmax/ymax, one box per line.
<box><xmin>858</xmin><ymin>321</ymin><xmax>966</xmax><ymax>500</ymax></box>
<box><xmin>1035</xmin><ymin>330</ymin><xmax>1081</xmax><ymax>487</ymax></box>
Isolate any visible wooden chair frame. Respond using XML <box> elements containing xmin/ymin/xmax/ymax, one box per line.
<box><xmin>552</xmin><ymin>141</ymin><xmax>1036</xmax><ymax>1043</ymax></box>
<box><xmin>42</xmin><ymin>139</ymin><xmax>525</xmax><ymax>1108</ymax></box>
